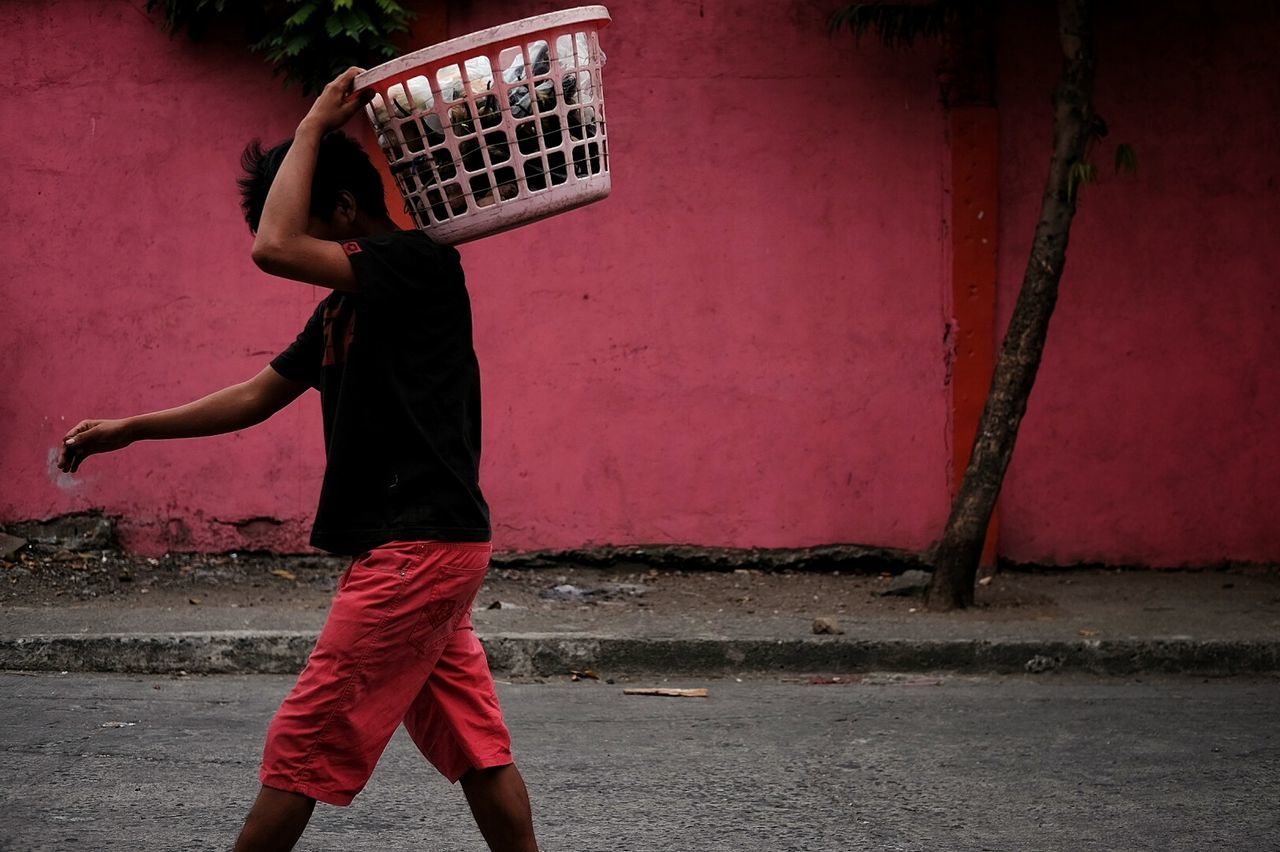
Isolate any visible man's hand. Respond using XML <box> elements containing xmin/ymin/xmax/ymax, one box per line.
<box><xmin>58</xmin><ymin>419</ymin><xmax>134</xmax><ymax>473</ymax></box>
<box><xmin>299</xmin><ymin>67</ymin><xmax>374</xmax><ymax>136</ymax></box>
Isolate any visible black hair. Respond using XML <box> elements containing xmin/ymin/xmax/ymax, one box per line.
<box><xmin>237</xmin><ymin>131</ymin><xmax>389</xmax><ymax>232</ymax></box>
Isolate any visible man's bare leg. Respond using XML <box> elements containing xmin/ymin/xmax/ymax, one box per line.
<box><xmin>460</xmin><ymin>764</ymin><xmax>539</xmax><ymax>852</ymax></box>
<box><xmin>232</xmin><ymin>786</ymin><xmax>316</xmax><ymax>852</ymax></box>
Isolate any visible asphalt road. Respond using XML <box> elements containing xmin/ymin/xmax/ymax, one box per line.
<box><xmin>1</xmin><ymin>673</ymin><xmax>1276</xmax><ymax>851</ymax></box>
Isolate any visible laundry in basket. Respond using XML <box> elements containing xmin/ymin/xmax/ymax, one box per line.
<box><xmin>354</xmin><ymin>6</ymin><xmax>612</xmax><ymax>245</ymax></box>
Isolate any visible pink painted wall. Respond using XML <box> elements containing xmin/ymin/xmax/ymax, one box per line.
<box><xmin>2</xmin><ymin>2</ymin><xmax>324</xmax><ymax>552</ymax></box>
<box><xmin>4</xmin><ymin>1</ymin><xmax>1273</xmax><ymax>565</ymax></box>
<box><xmin>2</xmin><ymin>0</ymin><xmax>950</xmax><ymax>555</ymax></box>
<box><xmin>458</xmin><ymin>1</ymin><xmax>949</xmax><ymax>551</ymax></box>
<box><xmin>994</xmin><ymin>2</ymin><xmax>1280</xmax><ymax>566</ymax></box>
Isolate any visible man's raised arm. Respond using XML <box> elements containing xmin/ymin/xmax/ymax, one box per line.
<box><xmin>250</xmin><ymin>67</ymin><xmax>371</xmax><ymax>292</ymax></box>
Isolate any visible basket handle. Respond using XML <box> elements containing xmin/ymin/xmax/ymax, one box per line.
<box><xmin>352</xmin><ymin>67</ymin><xmax>378</xmax><ymax>98</ymax></box>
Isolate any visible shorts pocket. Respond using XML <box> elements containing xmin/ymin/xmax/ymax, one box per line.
<box><xmin>403</xmin><ymin>547</ymin><xmax>491</xmax><ymax>655</ymax></box>
<box><xmin>430</xmin><ymin>547</ymin><xmax>492</xmax><ymax>578</ymax></box>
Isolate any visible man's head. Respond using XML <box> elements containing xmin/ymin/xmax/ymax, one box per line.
<box><xmin>238</xmin><ymin>131</ymin><xmax>390</xmax><ymax>238</ymax></box>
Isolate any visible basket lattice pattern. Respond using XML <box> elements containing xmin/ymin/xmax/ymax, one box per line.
<box><xmin>360</xmin><ymin>14</ymin><xmax>610</xmax><ymax>244</ymax></box>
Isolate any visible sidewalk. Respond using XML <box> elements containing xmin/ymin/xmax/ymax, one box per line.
<box><xmin>2</xmin><ymin>547</ymin><xmax>1278</xmax><ymax>677</ymax></box>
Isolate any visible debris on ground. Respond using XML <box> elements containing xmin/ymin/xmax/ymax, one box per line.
<box><xmin>623</xmin><ymin>687</ymin><xmax>709</xmax><ymax>698</ymax></box>
<box><xmin>486</xmin><ymin>600</ymin><xmax>521</xmax><ymax>610</ymax></box>
<box><xmin>1025</xmin><ymin>654</ymin><xmax>1064</xmax><ymax>674</ymax></box>
<box><xmin>877</xmin><ymin>569</ymin><xmax>933</xmax><ymax>597</ymax></box>
<box><xmin>0</xmin><ymin>533</ymin><xmax>27</xmax><ymax>561</ymax></box>
<box><xmin>569</xmin><ymin>669</ymin><xmax>600</xmax><ymax>681</ymax></box>
<box><xmin>812</xmin><ymin>616</ymin><xmax>846</xmax><ymax>635</ymax></box>
<box><xmin>540</xmin><ymin>582</ymin><xmax>646</xmax><ymax>601</ymax></box>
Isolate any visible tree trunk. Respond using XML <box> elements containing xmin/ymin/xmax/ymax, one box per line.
<box><xmin>925</xmin><ymin>0</ymin><xmax>1097</xmax><ymax>611</ymax></box>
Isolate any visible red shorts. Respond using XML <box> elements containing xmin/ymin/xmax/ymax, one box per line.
<box><xmin>260</xmin><ymin>541</ymin><xmax>512</xmax><ymax>806</ymax></box>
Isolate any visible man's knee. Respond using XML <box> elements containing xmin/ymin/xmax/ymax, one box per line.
<box><xmin>460</xmin><ymin>762</ymin><xmax>516</xmax><ymax>788</ymax></box>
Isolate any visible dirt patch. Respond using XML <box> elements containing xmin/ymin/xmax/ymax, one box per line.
<box><xmin>2</xmin><ymin>544</ymin><xmax>1063</xmax><ymax>622</ymax></box>
<box><xmin>0</xmin><ymin>549</ymin><xmax>344</xmax><ymax>609</ymax></box>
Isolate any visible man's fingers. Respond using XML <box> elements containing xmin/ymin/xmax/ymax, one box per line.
<box><xmin>339</xmin><ymin>68</ymin><xmax>370</xmax><ymax>106</ymax></box>
<box><xmin>68</xmin><ymin>444</ymin><xmax>87</xmax><ymax>472</ymax></box>
<box><xmin>65</xmin><ymin>425</ymin><xmax>95</xmax><ymax>446</ymax></box>
<box><xmin>330</xmin><ymin>67</ymin><xmax>363</xmax><ymax>95</ymax></box>
<box><xmin>64</xmin><ymin>419</ymin><xmax>102</xmax><ymax>444</ymax></box>
<box><xmin>62</xmin><ymin>422</ymin><xmax>103</xmax><ymax>472</ymax></box>
<box><xmin>58</xmin><ymin>446</ymin><xmax>81</xmax><ymax>473</ymax></box>
<box><xmin>56</xmin><ymin>419</ymin><xmax>109</xmax><ymax>473</ymax></box>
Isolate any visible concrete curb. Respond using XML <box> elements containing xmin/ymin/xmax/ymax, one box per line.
<box><xmin>2</xmin><ymin>632</ymin><xmax>1278</xmax><ymax>677</ymax></box>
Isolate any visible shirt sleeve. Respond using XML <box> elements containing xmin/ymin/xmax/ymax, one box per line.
<box><xmin>269</xmin><ymin>302</ymin><xmax>325</xmax><ymax>389</ymax></box>
<box><xmin>342</xmin><ymin>230</ymin><xmax>463</xmax><ymax>309</ymax></box>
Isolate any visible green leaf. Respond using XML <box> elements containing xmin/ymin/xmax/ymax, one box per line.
<box><xmin>144</xmin><ymin>0</ymin><xmax>418</xmax><ymax>93</ymax></box>
<box><xmin>335</xmin><ymin>9</ymin><xmax>362</xmax><ymax>36</ymax></box>
<box><xmin>285</xmin><ymin>3</ymin><xmax>317</xmax><ymax>28</ymax></box>
<box><xmin>284</xmin><ymin>33</ymin><xmax>311</xmax><ymax>56</ymax></box>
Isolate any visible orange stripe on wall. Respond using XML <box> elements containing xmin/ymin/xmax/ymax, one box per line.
<box><xmin>949</xmin><ymin>105</ymin><xmax>999</xmax><ymax>567</ymax></box>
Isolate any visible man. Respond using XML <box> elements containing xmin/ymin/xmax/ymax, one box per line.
<box><xmin>58</xmin><ymin>68</ymin><xmax>538</xmax><ymax>852</ymax></box>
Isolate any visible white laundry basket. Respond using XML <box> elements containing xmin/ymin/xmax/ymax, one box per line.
<box><xmin>354</xmin><ymin>6</ymin><xmax>612</xmax><ymax>245</ymax></box>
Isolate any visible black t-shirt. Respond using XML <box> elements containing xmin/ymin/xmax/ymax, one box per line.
<box><xmin>270</xmin><ymin>230</ymin><xmax>490</xmax><ymax>554</ymax></box>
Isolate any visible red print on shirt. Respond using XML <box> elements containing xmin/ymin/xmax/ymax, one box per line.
<box><xmin>322</xmin><ymin>301</ymin><xmax>355</xmax><ymax>367</ymax></box>
<box><xmin>341</xmin><ymin>241</ymin><xmax>363</xmax><ymax>256</ymax></box>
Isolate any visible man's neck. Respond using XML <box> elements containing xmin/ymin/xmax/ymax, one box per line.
<box><xmin>349</xmin><ymin>216</ymin><xmax>400</xmax><ymax>238</ymax></box>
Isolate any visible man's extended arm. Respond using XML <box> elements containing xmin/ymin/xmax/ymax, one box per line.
<box><xmin>251</xmin><ymin>67</ymin><xmax>371</xmax><ymax>292</ymax></box>
<box><xmin>56</xmin><ymin>366</ymin><xmax>308</xmax><ymax>473</ymax></box>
